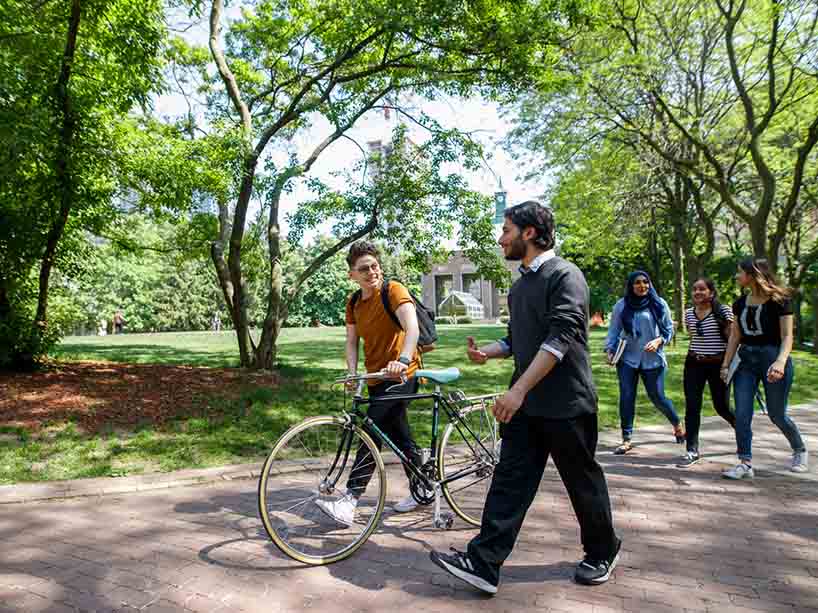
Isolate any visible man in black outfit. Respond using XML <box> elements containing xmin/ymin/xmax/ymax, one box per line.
<box><xmin>430</xmin><ymin>201</ymin><xmax>621</xmax><ymax>594</ymax></box>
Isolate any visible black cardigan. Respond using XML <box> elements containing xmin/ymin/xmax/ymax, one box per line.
<box><xmin>500</xmin><ymin>256</ymin><xmax>598</xmax><ymax>419</ymax></box>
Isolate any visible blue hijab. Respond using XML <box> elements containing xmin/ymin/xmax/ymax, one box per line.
<box><xmin>621</xmin><ymin>270</ymin><xmax>671</xmax><ymax>339</ymax></box>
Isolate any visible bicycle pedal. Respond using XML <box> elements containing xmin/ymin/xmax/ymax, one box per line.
<box><xmin>434</xmin><ymin>512</ymin><xmax>455</xmax><ymax>530</ymax></box>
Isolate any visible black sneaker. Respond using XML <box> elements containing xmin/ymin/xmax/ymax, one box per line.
<box><xmin>676</xmin><ymin>451</ymin><xmax>700</xmax><ymax>468</ymax></box>
<box><xmin>574</xmin><ymin>539</ymin><xmax>621</xmax><ymax>585</ymax></box>
<box><xmin>430</xmin><ymin>548</ymin><xmax>498</xmax><ymax>595</ymax></box>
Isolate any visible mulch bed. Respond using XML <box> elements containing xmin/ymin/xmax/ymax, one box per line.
<box><xmin>0</xmin><ymin>361</ymin><xmax>280</xmax><ymax>434</ymax></box>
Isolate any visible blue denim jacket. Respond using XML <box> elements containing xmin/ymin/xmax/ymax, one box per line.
<box><xmin>605</xmin><ymin>297</ymin><xmax>674</xmax><ymax>369</ymax></box>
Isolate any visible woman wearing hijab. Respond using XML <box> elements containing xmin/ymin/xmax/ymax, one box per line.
<box><xmin>605</xmin><ymin>271</ymin><xmax>684</xmax><ymax>454</ymax></box>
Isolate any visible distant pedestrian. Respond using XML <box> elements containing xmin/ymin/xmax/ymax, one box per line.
<box><xmin>677</xmin><ymin>278</ymin><xmax>735</xmax><ymax>468</ymax></box>
<box><xmin>212</xmin><ymin>312</ymin><xmax>221</xmax><ymax>332</ymax></box>
<box><xmin>113</xmin><ymin>310</ymin><xmax>126</xmax><ymax>334</ymax></box>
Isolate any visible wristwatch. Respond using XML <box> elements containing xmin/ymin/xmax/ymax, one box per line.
<box><xmin>397</xmin><ymin>355</ymin><xmax>411</xmax><ymax>366</ymax></box>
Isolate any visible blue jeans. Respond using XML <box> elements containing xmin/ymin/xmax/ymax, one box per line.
<box><xmin>617</xmin><ymin>363</ymin><xmax>680</xmax><ymax>441</ymax></box>
<box><xmin>733</xmin><ymin>345</ymin><xmax>805</xmax><ymax>462</ymax></box>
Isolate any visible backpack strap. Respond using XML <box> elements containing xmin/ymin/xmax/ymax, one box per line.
<box><xmin>351</xmin><ymin>282</ymin><xmax>403</xmax><ymax>330</ymax></box>
<box><xmin>381</xmin><ymin>278</ymin><xmax>425</xmax><ymax>368</ymax></box>
<box><xmin>380</xmin><ymin>279</ymin><xmax>403</xmax><ymax>330</ymax></box>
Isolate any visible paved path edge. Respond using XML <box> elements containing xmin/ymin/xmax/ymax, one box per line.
<box><xmin>3</xmin><ymin>402</ymin><xmax>815</xmax><ymax>505</ymax></box>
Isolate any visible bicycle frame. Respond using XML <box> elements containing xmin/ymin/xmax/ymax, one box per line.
<box><xmin>329</xmin><ymin>378</ymin><xmax>498</xmax><ymax>495</ymax></box>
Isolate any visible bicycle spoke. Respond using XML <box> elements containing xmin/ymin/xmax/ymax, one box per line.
<box><xmin>259</xmin><ymin>417</ymin><xmax>385</xmax><ymax>564</ymax></box>
<box><xmin>445</xmin><ymin>472</ymin><xmax>492</xmax><ymax>495</ymax></box>
<box><xmin>439</xmin><ymin>405</ymin><xmax>498</xmax><ymax>527</ymax></box>
<box><xmin>275</xmin><ymin>494</ymin><xmax>318</xmax><ymax>514</ymax></box>
<box><xmin>265</xmin><ymin>492</ymin><xmax>317</xmax><ymax>508</ymax></box>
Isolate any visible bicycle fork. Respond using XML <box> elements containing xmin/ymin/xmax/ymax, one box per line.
<box><xmin>319</xmin><ymin>421</ymin><xmax>355</xmax><ymax>495</ymax></box>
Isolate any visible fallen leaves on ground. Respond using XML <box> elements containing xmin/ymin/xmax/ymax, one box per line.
<box><xmin>0</xmin><ymin>361</ymin><xmax>280</xmax><ymax>434</ymax></box>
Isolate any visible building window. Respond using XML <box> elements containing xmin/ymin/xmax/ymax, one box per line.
<box><xmin>434</xmin><ymin>275</ymin><xmax>453</xmax><ymax>312</ymax></box>
<box><xmin>462</xmin><ymin>273</ymin><xmax>482</xmax><ymax>302</ymax></box>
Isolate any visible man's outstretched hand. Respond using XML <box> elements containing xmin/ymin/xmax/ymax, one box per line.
<box><xmin>467</xmin><ymin>336</ymin><xmax>488</xmax><ymax>364</ymax></box>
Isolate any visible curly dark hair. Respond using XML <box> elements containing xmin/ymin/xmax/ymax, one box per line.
<box><xmin>503</xmin><ymin>201</ymin><xmax>556</xmax><ymax>251</ymax></box>
<box><xmin>346</xmin><ymin>240</ymin><xmax>381</xmax><ymax>268</ymax></box>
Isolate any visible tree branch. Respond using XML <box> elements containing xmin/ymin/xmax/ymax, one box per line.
<box><xmin>285</xmin><ymin>213</ymin><xmax>379</xmax><ymax>309</ymax></box>
<box><xmin>253</xmin><ymin>28</ymin><xmax>386</xmax><ymax>156</ymax></box>
<box><xmin>208</xmin><ymin>0</ymin><xmax>251</xmax><ymax>134</ymax></box>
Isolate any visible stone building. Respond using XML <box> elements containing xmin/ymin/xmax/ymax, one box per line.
<box><xmin>420</xmin><ymin>249</ymin><xmax>521</xmax><ymax>320</ymax></box>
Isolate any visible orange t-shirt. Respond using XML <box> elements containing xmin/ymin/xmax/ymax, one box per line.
<box><xmin>345</xmin><ymin>281</ymin><xmax>420</xmax><ymax>381</ymax></box>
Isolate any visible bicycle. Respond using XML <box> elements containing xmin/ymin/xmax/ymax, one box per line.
<box><xmin>257</xmin><ymin>367</ymin><xmax>500</xmax><ymax>565</ymax></box>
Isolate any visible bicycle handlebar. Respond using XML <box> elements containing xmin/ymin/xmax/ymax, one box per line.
<box><xmin>333</xmin><ymin>370</ymin><xmax>408</xmax><ymax>385</ymax></box>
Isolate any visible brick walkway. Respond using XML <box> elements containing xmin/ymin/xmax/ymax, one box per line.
<box><xmin>2</xmin><ymin>404</ymin><xmax>817</xmax><ymax>613</ymax></box>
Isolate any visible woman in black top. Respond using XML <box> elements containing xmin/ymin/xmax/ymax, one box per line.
<box><xmin>720</xmin><ymin>258</ymin><xmax>808</xmax><ymax>479</ymax></box>
<box><xmin>677</xmin><ymin>278</ymin><xmax>735</xmax><ymax>468</ymax></box>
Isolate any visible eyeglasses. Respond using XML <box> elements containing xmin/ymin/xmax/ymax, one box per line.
<box><xmin>355</xmin><ymin>263</ymin><xmax>380</xmax><ymax>274</ymax></box>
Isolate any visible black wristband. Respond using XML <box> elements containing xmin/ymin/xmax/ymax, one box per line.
<box><xmin>397</xmin><ymin>355</ymin><xmax>411</xmax><ymax>366</ymax></box>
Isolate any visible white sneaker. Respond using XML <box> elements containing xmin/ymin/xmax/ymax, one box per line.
<box><xmin>722</xmin><ymin>463</ymin><xmax>754</xmax><ymax>480</ymax></box>
<box><xmin>791</xmin><ymin>450</ymin><xmax>809</xmax><ymax>473</ymax></box>
<box><xmin>393</xmin><ymin>493</ymin><xmax>419</xmax><ymax>513</ymax></box>
<box><xmin>315</xmin><ymin>493</ymin><xmax>357</xmax><ymax>525</ymax></box>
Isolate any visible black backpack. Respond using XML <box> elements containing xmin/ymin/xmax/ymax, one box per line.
<box><xmin>350</xmin><ymin>279</ymin><xmax>438</xmax><ymax>353</ymax></box>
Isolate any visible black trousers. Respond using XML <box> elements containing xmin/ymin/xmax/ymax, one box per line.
<box><xmin>467</xmin><ymin>411</ymin><xmax>618</xmax><ymax>585</ymax></box>
<box><xmin>683</xmin><ymin>356</ymin><xmax>735</xmax><ymax>453</ymax></box>
<box><xmin>347</xmin><ymin>378</ymin><xmax>421</xmax><ymax>497</ymax></box>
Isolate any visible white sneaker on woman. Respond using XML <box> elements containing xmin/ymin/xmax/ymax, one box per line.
<box><xmin>722</xmin><ymin>463</ymin><xmax>754</xmax><ymax>480</ymax></box>
<box><xmin>791</xmin><ymin>450</ymin><xmax>809</xmax><ymax>473</ymax></box>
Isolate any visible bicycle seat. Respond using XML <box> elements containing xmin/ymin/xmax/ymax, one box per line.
<box><xmin>415</xmin><ymin>367</ymin><xmax>460</xmax><ymax>384</ymax></box>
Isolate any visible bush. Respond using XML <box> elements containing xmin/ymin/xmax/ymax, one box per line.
<box><xmin>435</xmin><ymin>315</ymin><xmax>456</xmax><ymax>324</ymax></box>
<box><xmin>456</xmin><ymin>316</ymin><xmax>472</xmax><ymax>324</ymax></box>
<box><xmin>498</xmin><ymin>316</ymin><xmax>509</xmax><ymax>324</ymax></box>
<box><xmin>0</xmin><ymin>274</ymin><xmax>68</xmax><ymax>369</ymax></box>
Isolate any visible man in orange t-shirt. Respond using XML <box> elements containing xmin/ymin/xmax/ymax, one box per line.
<box><xmin>315</xmin><ymin>241</ymin><xmax>425</xmax><ymax>525</ymax></box>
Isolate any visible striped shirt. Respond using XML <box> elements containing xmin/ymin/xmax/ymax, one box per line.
<box><xmin>685</xmin><ymin>305</ymin><xmax>733</xmax><ymax>355</ymax></box>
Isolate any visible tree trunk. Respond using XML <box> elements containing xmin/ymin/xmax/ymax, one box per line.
<box><xmin>0</xmin><ymin>285</ymin><xmax>9</xmax><ymax>322</ymax></box>
<box><xmin>32</xmin><ymin>0</ymin><xmax>81</xmax><ymax>349</ymax></box>
<box><xmin>252</xmin><ymin>238</ymin><xmax>283</xmax><ymax>371</ymax></box>
<box><xmin>813</xmin><ymin>287</ymin><xmax>818</xmax><ymax>356</ymax></box>
<box><xmin>210</xmin><ymin>195</ymin><xmax>254</xmax><ymax>367</ymax></box>
<box><xmin>224</xmin><ymin>163</ymin><xmax>258</xmax><ymax>367</ymax></box>
<box><xmin>747</xmin><ymin>214</ymin><xmax>770</xmax><ymax>263</ymax></box>
<box><xmin>671</xmin><ymin>231</ymin><xmax>685</xmax><ymax>341</ymax></box>
<box><xmin>685</xmin><ymin>255</ymin><xmax>703</xmax><ymax>288</ymax></box>
<box><xmin>793</xmin><ymin>290</ymin><xmax>804</xmax><ymax>346</ymax></box>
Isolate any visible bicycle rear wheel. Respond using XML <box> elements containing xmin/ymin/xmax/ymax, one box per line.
<box><xmin>258</xmin><ymin>415</ymin><xmax>386</xmax><ymax>565</ymax></box>
<box><xmin>438</xmin><ymin>403</ymin><xmax>499</xmax><ymax>527</ymax></box>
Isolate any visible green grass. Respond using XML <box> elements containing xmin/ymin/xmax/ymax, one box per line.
<box><xmin>2</xmin><ymin>326</ymin><xmax>816</xmax><ymax>484</ymax></box>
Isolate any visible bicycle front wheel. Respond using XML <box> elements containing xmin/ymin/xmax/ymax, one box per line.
<box><xmin>438</xmin><ymin>403</ymin><xmax>500</xmax><ymax>527</ymax></box>
<box><xmin>258</xmin><ymin>416</ymin><xmax>387</xmax><ymax>565</ymax></box>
